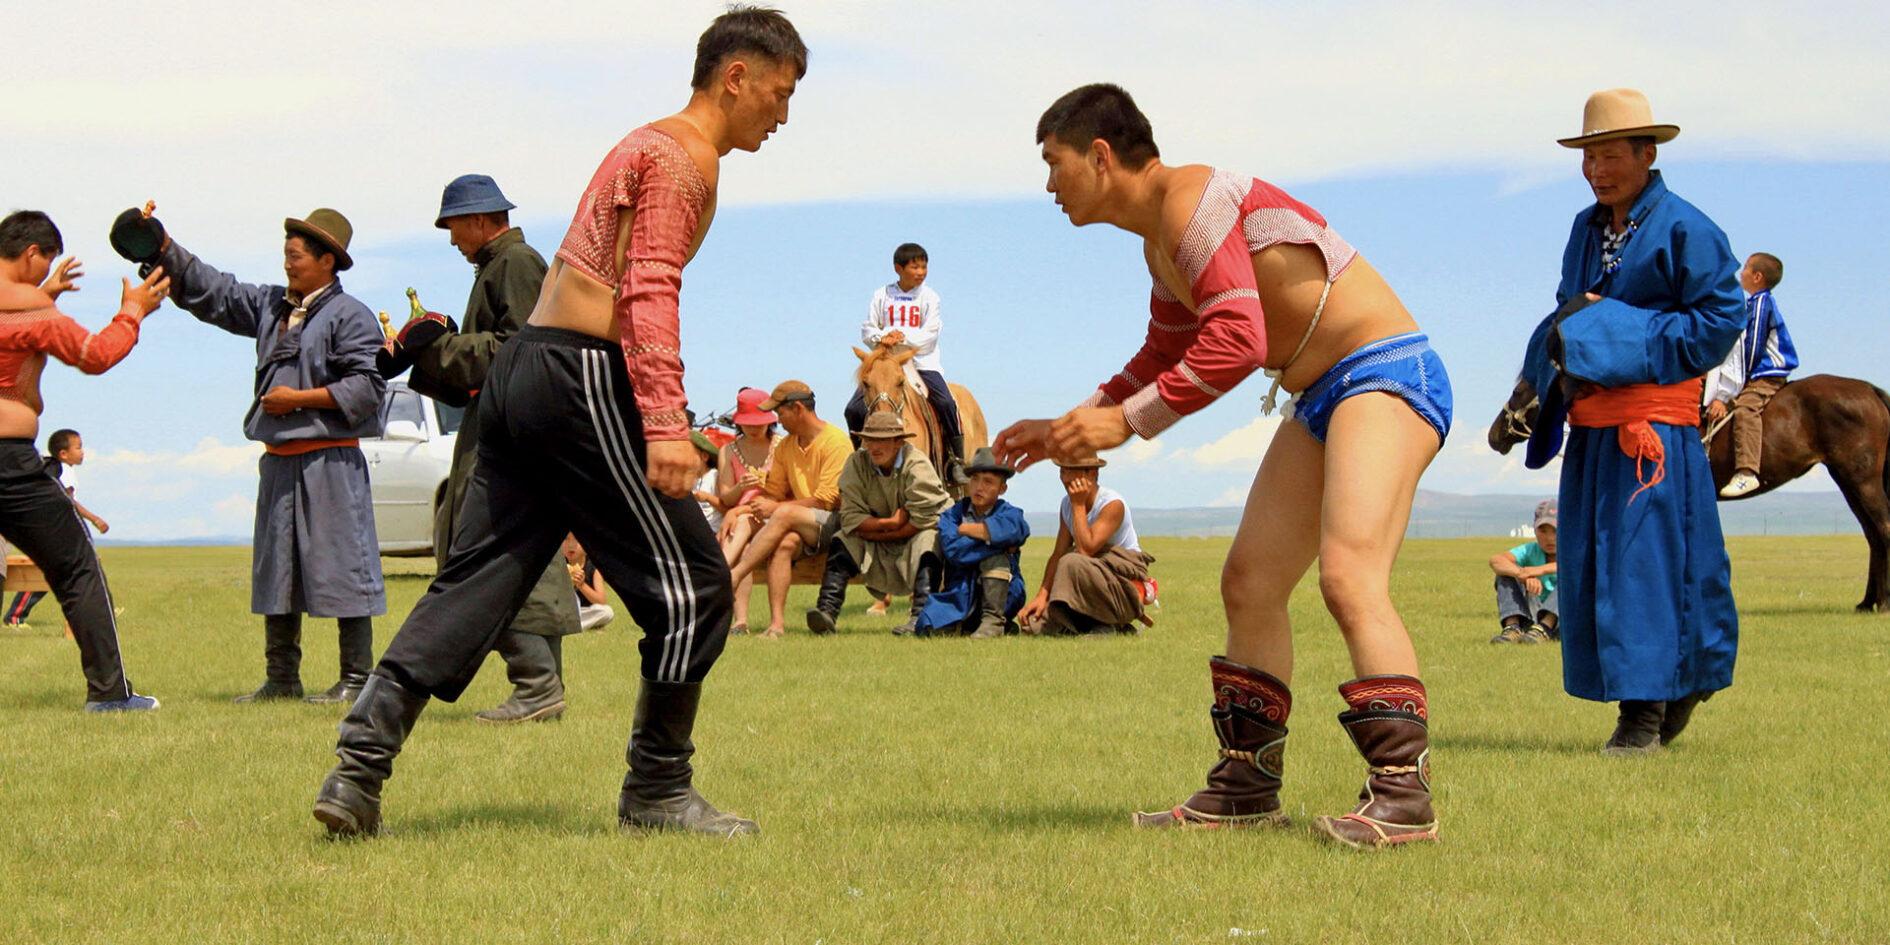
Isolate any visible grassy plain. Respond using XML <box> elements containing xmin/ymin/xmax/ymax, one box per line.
<box><xmin>2</xmin><ymin>536</ymin><xmax>1885</xmax><ymax>943</ymax></box>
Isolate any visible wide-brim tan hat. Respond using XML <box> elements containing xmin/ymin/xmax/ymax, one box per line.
<box><xmin>1558</xmin><ymin>89</ymin><xmax>1680</xmax><ymax>149</ymax></box>
<box><xmin>1056</xmin><ymin>456</ymin><xmax>1106</xmax><ymax>469</ymax></box>
<box><xmin>857</xmin><ymin>413</ymin><xmax>914</xmax><ymax>440</ymax></box>
<box><xmin>284</xmin><ymin>208</ymin><xmax>355</xmax><ymax>271</ymax></box>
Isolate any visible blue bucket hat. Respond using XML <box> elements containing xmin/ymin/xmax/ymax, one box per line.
<box><xmin>435</xmin><ymin>174</ymin><xmax>517</xmax><ymax>228</ymax></box>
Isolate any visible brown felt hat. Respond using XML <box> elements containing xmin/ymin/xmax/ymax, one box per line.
<box><xmin>757</xmin><ymin>379</ymin><xmax>815</xmax><ymax>412</ymax></box>
<box><xmin>1056</xmin><ymin>456</ymin><xmax>1107</xmax><ymax>469</ymax></box>
<box><xmin>284</xmin><ymin>208</ymin><xmax>355</xmax><ymax>271</ymax></box>
<box><xmin>857</xmin><ymin>412</ymin><xmax>914</xmax><ymax>440</ymax></box>
<box><xmin>1557</xmin><ymin>89</ymin><xmax>1680</xmax><ymax>149</ymax></box>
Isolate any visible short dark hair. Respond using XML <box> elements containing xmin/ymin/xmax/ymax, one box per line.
<box><xmin>691</xmin><ymin>6</ymin><xmax>808</xmax><ymax>91</ymax></box>
<box><xmin>47</xmin><ymin>429</ymin><xmax>80</xmax><ymax>455</ymax></box>
<box><xmin>1626</xmin><ymin>135</ymin><xmax>1657</xmax><ymax>154</ymax></box>
<box><xmin>483</xmin><ymin>210</ymin><xmax>510</xmax><ymax>229</ymax></box>
<box><xmin>1036</xmin><ymin>84</ymin><xmax>1160</xmax><ymax>170</ymax></box>
<box><xmin>0</xmin><ymin>210</ymin><xmax>63</xmax><ymax>260</ymax></box>
<box><xmin>893</xmin><ymin>243</ymin><xmax>927</xmax><ymax>267</ymax></box>
<box><xmin>1748</xmin><ymin>252</ymin><xmax>1784</xmax><ymax>289</ymax></box>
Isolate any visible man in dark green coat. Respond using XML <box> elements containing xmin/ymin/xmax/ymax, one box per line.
<box><xmin>395</xmin><ymin>174</ymin><xmax>579</xmax><ymax>723</ymax></box>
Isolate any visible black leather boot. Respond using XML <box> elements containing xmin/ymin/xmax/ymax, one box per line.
<box><xmin>313</xmin><ymin>674</ymin><xmax>429</xmax><ymax>836</ymax></box>
<box><xmin>236</xmin><ymin>614</ymin><xmax>303</xmax><ymax>703</ymax></box>
<box><xmin>307</xmin><ymin>617</ymin><xmax>374</xmax><ymax>704</ymax></box>
<box><xmin>1603</xmin><ymin>699</ymin><xmax>1666</xmax><ymax>755</ymax></box>
<box><xmin>1136</xmin><ymin>656</ymin><xmax>1291</xmax><ymax>829</ymax></box>
<box><xmin>476</xmin><ymin>631</ymin><xmax>568</xmax><ymax>723</ymax></box>
<box><xmin>618</xmin><ymin>679</ymin><xmax>757</xmax><ymax>837</ymax></box>
<box><xmin>1658</xmin><ymin>690</ymin><xmax>1713</xmax><ymax>746</ymax></box>
<box><xmin>968</xmin><ymin>576</ymin><xmax>1011</xmax><ymax>639</ymax></box>
<box><xmin>897</xmin><ymin>558</ymin><xmax>937</xmax><ymax>636</ymax></box>
<box><xmin>805</xmin><ymin>543</ymin><xmax>855</xmax><ymax>635</ymax></box>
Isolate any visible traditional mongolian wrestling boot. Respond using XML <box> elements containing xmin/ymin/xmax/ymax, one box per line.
<box><xmin>1601</xmin><ymin>699</ymin><xmax>1665</xmax><ymax>756</ymax></box>
<box><xmin>307</xmin><ymin>617</ymin><xmax>373</xmax><ymax>704</ymax></box>
<box><xmin>968</xmin><ymin>577</ymin><xmax>1012</xmax><ymax>639</ymax></box>
<box><xmin>1658</xmin><ymin>690</ymin><xmax>1714</xmax><ymax>746</ymax></box>
<box><xmin>476</xmin><ymin>631</ymin><xmax>567</xmax><ymax>723</ymax></box>
<box><xmin>618</xmin><ymin>679</ymin><xmax>758</xmax><ymax>837</ymax></box>
<box><xmin>235</xmin><ymin>614</ymin><xmax>304</xmax><ymax>703</ymax></box>
<box><xmin>313</xmin><ymin>674</ymin><xmax>429</xmax><ymax>836</ymax></box>
<box><xmin>1134</xmin><ymin>656</ymin><xmax>1291</xmax><ymax>829</ymax></box>
<box><xmin>1312</xmin><ymin>675</ymin><xmax>1440</xmax><ymax>849</ymax></box>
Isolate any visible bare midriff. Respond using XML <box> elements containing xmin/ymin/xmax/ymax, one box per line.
<box><xmin>1257</xmin><ymin>247</ymin><xmax>1417</xmax><ymax>394</ymax></box>
<box><xmin>527</xmin><ymin>258</ymin><xmax>619</xmax><ymax>340</ymax></box>
<box><xmin>0</xmin><ymin>394</ymin><xmax>43</xmax><ymax>439</ymax></box>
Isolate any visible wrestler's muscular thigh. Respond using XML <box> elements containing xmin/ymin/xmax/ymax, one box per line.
<box><xmin>1319</xmin><ymin>391</ymin><xmax>1438</xmax><ymax>678</ymax></box>
<box><xmin>1222</xmin><ymin>420</ymin><xmax>1325</xmax><ymax>684</ymax></box>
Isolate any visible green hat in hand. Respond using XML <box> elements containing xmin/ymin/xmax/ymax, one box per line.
<box><xmin>109</xmin><ymin>204</ymin><xmax>168</xmax><ymax>264</ymax></box>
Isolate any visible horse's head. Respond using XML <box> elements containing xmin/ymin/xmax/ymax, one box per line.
<box><xmin>1488</xmin><ymin>377</ymin><xmax>1538</xmax><ymax>455</ymax></box>
<box><xmin>854</xmin><ymin>341</ymin><xmax>917</xmax><ymax>416</ymax></box>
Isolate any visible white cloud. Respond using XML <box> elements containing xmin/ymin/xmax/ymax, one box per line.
<box><xmin>1211</xmin><ymin>485</ymin><xmax>1251</xmax><ymax>508</ymax></box>
<box><xmin>10</xmin><ymin>1</ymin><xmax>1888</xmax><ymax>269</ymax></box>
<box><xmin>1108</xmin><ymin>436</ymin><xmax>1165</xmax><ymax>466</ymax></box>
<box><xmin>1167</xmin><ymin>417</ymin><xmax>1283</xmax><ymax>469</ymax></box>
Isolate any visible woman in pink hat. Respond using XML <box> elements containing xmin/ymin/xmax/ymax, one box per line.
<box><xmin>715</xmin><ymin>387</ymin><xmax>783</xmax><ymax>634</ymax></box>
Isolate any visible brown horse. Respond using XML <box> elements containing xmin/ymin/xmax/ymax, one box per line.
<box><xmin>1488</xmin><ymin>373</ymin><xmax>1890</xmax><ymax>612</ymax></box>
<box><xmin>854</xmin><ymin>340</ymin><xmax>988</xmax><ymax>490</ymax></box>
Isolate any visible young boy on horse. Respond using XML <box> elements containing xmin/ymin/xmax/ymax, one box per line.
<box><xmin>1706</xmin><ymin>252</ymin><xmax>1797</xmax><ymax>498</ymax></box>
<box><xmin>845</xmin><ymin>243</ymin><xmax>967</xmax><ymax>484</ymax></box>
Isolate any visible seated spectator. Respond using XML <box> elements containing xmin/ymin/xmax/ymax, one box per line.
<box><xmin>714</xmin><ymin>387</ymin><xmax>781</xmax><ymax>635</ymax></box>
<box><xmin>1018</xmin><ymin>457</ymin><xmax>1152</xmax><ymax>635</ymax></box>
<box><xmin>806</xmin><ymin>412</ymin><xmax>952</xmax><ymax>636</ymax></box>
<box><xmin>689</xmin><ymin>430</ymin><xmax>726</xmax><ymax>531</ymax></box>
<box><xmin>726</xmin><ymin>381</ymin><xmax>851</xmax><ymax>637</ymax></box>
<box><xmin>915</xmin><ymin>447</ymin><xmax>1029</xmax><ymax>639</ymax></box>
<box><xmin>562</xmin><ymin>535</ymin><xmax>614</xmax><ymax>632</ymax></box>
<box><xmin>1490</xmin><ymin>500</ymin><xmax>1559</xmax><ymax>644</ymax></box>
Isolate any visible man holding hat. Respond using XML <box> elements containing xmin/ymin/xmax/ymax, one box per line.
<box><xmin>805</xmin><ymin>412</ymin><xmax>950</xmax><ymax>636</ymax></box>
<box><xmin>726</xmin><ymin>379</ymin><xmax>851</xmax><ymax>637</ymax></box>
<box><xmin>135</xmin><ymin>207</ymin><xmax>387</xmax><ymax>704</ymax></box>
<box><xmin>390</xmin><ymin>174</ymin><xmax>579</xmax><ymax>724</ymax></box>
<box><xmin>914</xmin><ymin>447</ymin><xmax>1030</xmax><ymax>639</ymax></box>
<box><xmin>1514</xmin><ymin>89</ymin><xmax>1743</xmax><ymax>754</ymax></box>
<box><xmin>1016</xmin><ymin>456</ymin><xmax>1151</xmax><ymax>636</ymax></box>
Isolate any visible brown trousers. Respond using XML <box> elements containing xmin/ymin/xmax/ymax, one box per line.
<box><xmin>1050</xmin><ymin>544</ymin><xmax>1154</xmax><ymax>626</ymax></box>
<box><xmin>1729</xmin><ymin>376</ymin><xmax>1786</xmax><ymax>475</ymax></box>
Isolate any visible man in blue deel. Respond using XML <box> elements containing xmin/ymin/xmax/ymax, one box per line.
<box><xmin>1518</xmin><ymin>89</ymin><xmax>1744</xmax><ymax>755</ymax></box>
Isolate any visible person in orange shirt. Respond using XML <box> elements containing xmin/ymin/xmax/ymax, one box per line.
<box><xmin>725</xmin><ymin>380</ymin><xmax>851</xmax><ymax>637</ymax></box>
<box><xmin>0</xmin><ymin>210</ymin><xmax>166</xmax><ymax>711</ymax></box>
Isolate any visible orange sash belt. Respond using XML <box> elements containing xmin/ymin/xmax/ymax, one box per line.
<box><xmin>264</xmin><ymin>437</ymin><xmax>360</xmax><ymax>457</ymax></box>
<box><xmin>1567</xmin><ymin>379</ymin><xmax>1702</xmax><ymax>503</ymax></box>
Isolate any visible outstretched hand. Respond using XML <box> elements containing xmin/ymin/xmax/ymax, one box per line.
<box><xmin>40</xmin><ymin>256</ymin><xmax>83</xmax><ymax>299</ymax></box>
<box><xmin>1048</xmin><ymin>406</ymin><xmax>1131</xmax><ymax>458</ymax></box>
<box><xmin>992</xmin><ymin>419</ymin><xmax>1053</xmax><ymax>471</ymax></box>
<box><xmin>121</xmin><ymin>267</ymin><xmax>170</xmax><ymax>316</ymax></box>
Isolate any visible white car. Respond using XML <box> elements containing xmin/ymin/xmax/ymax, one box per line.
<box><xmin>362</xmin><ymin>380</ymin><xmax>464</xmax><ymax>556</ymax></box>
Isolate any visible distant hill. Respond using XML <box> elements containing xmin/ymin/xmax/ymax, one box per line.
<box><xmin>1022</xmin><ymin>488</ymin><xmax>1863</xmax><ymax>539</ymax></box>
<box><xmin>93</xmin><ymin>488</ymin><xmax>1862</xmax><ymax>548</ymax></box>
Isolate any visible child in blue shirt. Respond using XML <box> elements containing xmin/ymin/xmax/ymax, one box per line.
<box><xmin>1489</xmin><ymin>500</ymin><xmax>1558</xmax><ymax>644</ymax></box>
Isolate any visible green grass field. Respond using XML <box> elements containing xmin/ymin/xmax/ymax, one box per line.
<box><xmin>4</xmin><ymin>536</ymin><xmax>1886</xmax><ymax>943</ymax></box>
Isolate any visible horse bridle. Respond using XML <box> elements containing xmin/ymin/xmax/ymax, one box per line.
<box><xmin>863</xmin><ymin>385</ymin><xmax>907</xmax><ymax>417</ymax></box>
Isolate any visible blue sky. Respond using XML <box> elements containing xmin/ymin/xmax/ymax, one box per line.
<box><xmin>10</xmin><ymin>1</ymin><xmax>1890</xmax><ymax>539</ymax></box>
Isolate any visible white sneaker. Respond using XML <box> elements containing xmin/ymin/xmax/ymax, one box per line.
<box><xmin>1719</xmin><ymin>472</ymin><xmax>1761</xmax><ymax>498</ymax></box>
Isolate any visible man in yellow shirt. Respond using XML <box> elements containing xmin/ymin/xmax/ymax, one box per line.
<box><xmin>726</xmin><ymin>380</ymin><xmax>851</xmax><ymax>637</ymax></box>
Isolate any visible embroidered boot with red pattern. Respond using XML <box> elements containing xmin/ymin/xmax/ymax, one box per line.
<box><xmin>1313</xmin><ymin>675</ymin><xmax>1439</xmax><ymax>849</ymax></box>
<box><xmin>1133</xmin><ymin>656</ymin><xmax>1290</xmax><ymax>828</ymax></box>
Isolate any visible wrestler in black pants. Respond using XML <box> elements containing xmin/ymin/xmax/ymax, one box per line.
<box><xmin>317</xmin><ymin>327</ymin><xmax>751</xmax><ymax>836</ymax></box>
<box><xmin>378</xmin><ymin>326</ymin><xmax>731</xmax><ymax>695</ymax></box>
<box><xmin>0</xmin><ymin>439</ymin><xmax>132</xmax><ymax>704</ymax></box>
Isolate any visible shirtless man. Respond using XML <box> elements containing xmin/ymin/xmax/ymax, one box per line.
<box><xmin>0</xmin><ymin>210</ymin><xmax>166</xmax><ymax>711</ymax></box>
<box><xmin>994</xmin><ymin>84</ymin><xmax>1453</xmax><ymax>849</ymax></box>
<box><xmin>314</xmin><ymin>7</ymin><xmax>805</xmax><ymax>838</ymax></box>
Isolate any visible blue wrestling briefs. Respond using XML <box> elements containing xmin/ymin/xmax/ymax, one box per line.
<box><xmin>1290</xmin><ymin>332</ymin><xmax>1452</xmax><ymax>444</ymax></box>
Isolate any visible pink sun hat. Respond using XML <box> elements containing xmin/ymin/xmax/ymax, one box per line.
<box><xmin>731</xmin><ymin>387</ymin><xmax>777</xmax><ymax>426</ymax></box>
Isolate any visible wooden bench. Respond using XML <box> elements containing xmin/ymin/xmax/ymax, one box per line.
<box><xmin>3</xmin><ymin>554</ymin><xmax>50</xmax><ymax>593</ymax></box>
